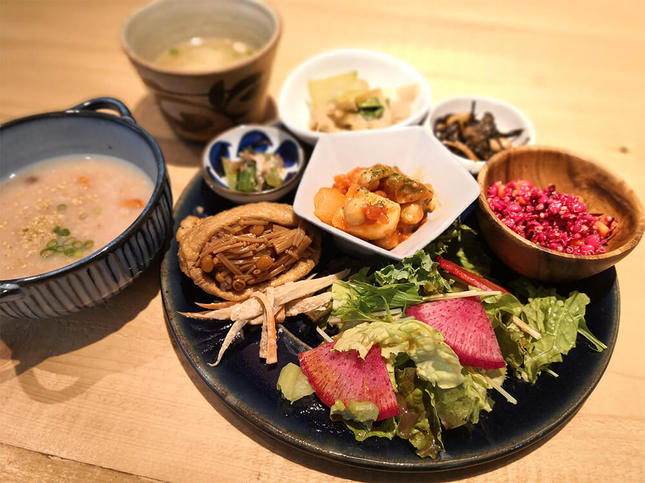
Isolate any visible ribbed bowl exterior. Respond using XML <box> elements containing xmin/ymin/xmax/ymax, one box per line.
<box><xmin>0</xmin><ymin>177</ymin><xmax>173</xmax><ymax>318</ymax></box>
<box><xmin>0</xmin><ymin>97</ymin><xmax>174</xmax><ymax>319</ymax></box>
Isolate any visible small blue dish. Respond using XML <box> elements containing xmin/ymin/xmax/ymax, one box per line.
<box><xmin>202</xmin><ymin>124</ymin><xmax>305</xmax><ymax>204</ymax></box>
<box><xmin>0</xmin><ymin>97</ymin><xmax>173</xmax><ymax>318</ymax></box>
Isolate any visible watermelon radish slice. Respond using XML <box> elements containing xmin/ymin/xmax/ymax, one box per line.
<box><xmin>298</xmin><ymin>342</ymin><xmax>399</xmax><ymax>421</ymax></box>
<box><xmin>406</xmin><ymin>297</ymin><xmax>505</xmax><ymax>369</ymax></box>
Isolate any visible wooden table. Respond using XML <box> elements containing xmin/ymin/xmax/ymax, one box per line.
<box><xmin>1</xmin><ymin>1</ymin><xmax>643</xmax><ymax>481</ymax></box>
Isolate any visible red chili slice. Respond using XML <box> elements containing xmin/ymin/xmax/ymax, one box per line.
<box><xmin>436</xmin><ymin>257</ymin><xmax>510</xmax><ymax>294</ymax></box>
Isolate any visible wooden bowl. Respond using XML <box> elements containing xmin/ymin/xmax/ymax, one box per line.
<box><xmin>476</xmin><ymin>146</ymin><xmax>645</xmax><ymax>282</ymax></box>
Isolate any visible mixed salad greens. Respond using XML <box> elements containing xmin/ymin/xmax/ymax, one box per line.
<box><xmin>277</xmin><ymin>222</ymin><xmax>606</xmax><ymax>458</ymax></box>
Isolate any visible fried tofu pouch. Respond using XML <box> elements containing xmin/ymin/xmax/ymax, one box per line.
<box><xmin>176</xmin><ymin>203</ymin><xmax>321</xmax><ymax>301</ymax></box>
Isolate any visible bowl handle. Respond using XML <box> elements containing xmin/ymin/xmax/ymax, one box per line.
<box><xmin>67</xmin><ymin>97</ymin><xmax>136</xmax><ymax>124</ymax></box>
<box><xmin>0</xmin><ymin>283</ymin><xmax>22</xmax><ymax>302</ymax></box>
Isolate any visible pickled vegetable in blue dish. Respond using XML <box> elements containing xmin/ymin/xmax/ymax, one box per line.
<box><xmin>222</xmin><ymin>149</ymin><xmax>286</xmax><ymax>192</ymax></box>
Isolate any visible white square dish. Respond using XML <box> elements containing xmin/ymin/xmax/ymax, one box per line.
<box><xmin>293</xmin><ymin>126</ymin><xmax>480</xmax><ymax>260</ymax></box>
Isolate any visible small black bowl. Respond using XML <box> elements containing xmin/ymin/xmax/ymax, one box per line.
<box><xmin>0</xmin><ymin>97</ymin><xmax>173</xmax><ymax>318</ymax></box>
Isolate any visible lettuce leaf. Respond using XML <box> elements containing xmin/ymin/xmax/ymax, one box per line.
<box><xmin>521</xmin><ymin>291</ymin><xmax>587</xmax><ymax>381</ymax></box>
<box><xmin>333</xmin><ymin>320</ymin><xmax>464</xmax><ymax>389</ymax></box>
<box><xmin>493</xmin><ymin>290</ymin><xmax>599</xmax><ymax>383</ymax></box>
<box><xmin>482</xmin><ymin>293</ymin><xmax>524</xmax><ymax>323</ymax></box>
<box><xmin>330</xmin><ymin>399</ymin><xmax>379</xmax><ymax>423</ymax></box>
<box><xmin>432</xmin><ymin>369</ymin><xmax>494</xmax><ymax>429</ymax></box>
<box><xmin>395</xmin><ymin>367</ymin><xmax>443</xmax><ymax>458</ymax></box>
<box><xmin>342</xmin><ymin>418</ymin><xmax>398</xmax><ymax>442</ymax></box>
<box><xmin>277</xmin><ymin>362</ymin><xmax>314</xmax><ymax>403</ymax></box>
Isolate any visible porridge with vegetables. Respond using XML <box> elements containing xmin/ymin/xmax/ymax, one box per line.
<box><xmin>0</xmin><ymin>155</ymin><xmax>153</xmax><ymax>279</ymax></box>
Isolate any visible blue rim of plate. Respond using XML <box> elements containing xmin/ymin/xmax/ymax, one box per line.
<box><xmin>161</xmin><ymin>172</ymin><xmax>619</xmax><ymax>472</ymax></box>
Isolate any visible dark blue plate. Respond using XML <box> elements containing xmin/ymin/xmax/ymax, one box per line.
<box><xmin>161</xmin><ymin>173</ymin><xmax>619</xmax><ymax>471</ymax></box>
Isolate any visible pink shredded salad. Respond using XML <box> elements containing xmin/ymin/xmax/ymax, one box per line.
<box><xmin>486</xmin><ymin>180</ymin><xmax>617</xmax><ymax>255</ymax></box>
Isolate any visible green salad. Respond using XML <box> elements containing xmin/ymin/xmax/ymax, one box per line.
<box><xmin>277</xmin><ymin>223</ymin><xmax>606</xmax><ymax>458</ymax></box>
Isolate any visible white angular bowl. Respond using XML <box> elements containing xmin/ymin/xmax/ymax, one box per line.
<box><xmin>278</xmin><ymin>49</ymin><xmax>431</xmax><ymax>145</ymax></box>
<box><xmin>293</xmin><ymin>126</ymin><xmax>479</xmax><ymax>260</ymax></box>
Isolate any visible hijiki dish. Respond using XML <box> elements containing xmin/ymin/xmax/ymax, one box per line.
<box><xmin>433</xmin><ymin>101</ymin><xmax>525</xmax><ymax>161</ymax></box>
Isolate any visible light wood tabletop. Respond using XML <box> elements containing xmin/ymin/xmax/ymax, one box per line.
<box><xmin>1</xmin><ymin>1</ymin><xmax>644</xmax><ymax>481</ymax></box>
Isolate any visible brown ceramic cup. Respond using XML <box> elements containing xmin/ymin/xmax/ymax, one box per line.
<box><xmin>121</xmin><ymin>0</ymin><xmax>281</xmax><ymax>142</ymax></box>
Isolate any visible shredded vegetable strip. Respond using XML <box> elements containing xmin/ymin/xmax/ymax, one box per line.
<box><xmin>195</xmin><ymin>300</ymin><xmax>237</xmax><ymax>310</ymax></box>
<box><xmin>209</xmin><ymin>319</ymin><xmax>249</xmax><ymax>366</ymax></box>
<box><xmin>423</xmin><ymin>290</ymin><xmax>502</xmax><ymax>301</ymax></box>
<box><xmin>316</xmin><ymin>326</ymin><xmax>334</xmax><ymax>343</ymax></box>
<box><xmin>255</xmin><ymin>289</ymin><xmax>277</xmax><ymax>364</ymax></box>
<box><xmin>511</xmin><ymin>315</ymin><xmax>542</xmax><ymax>340</ymax></box>
<box><xmin>481</xmin><ymin>373</ymin><xmax>517</xmax><ymax>405</ymax></box>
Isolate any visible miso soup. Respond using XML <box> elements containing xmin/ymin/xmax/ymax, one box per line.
<box><xmin>154</xmin><ymin>37</ymin><xmax>256</xmax><ymax>71</ymax></box>
<box><xmin>0</xmin><ymin>155</ymin><xmax>154</xmax><ymax>280</ymax></box>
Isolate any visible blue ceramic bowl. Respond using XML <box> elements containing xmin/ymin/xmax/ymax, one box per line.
<box><xmin>0</xmin><ymin>97</ymin><xmax>173</xmax><ymax>318</ymax></box>
<box><xmin>202</xmin><ymin>124</ymin><xmax>304</xmax><ymax>203</ymax></box>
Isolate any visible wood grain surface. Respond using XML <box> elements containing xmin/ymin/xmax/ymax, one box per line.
<box><xmin>1</xmin><ymin>1</ymin><xmax>644</xmax><ymax>482</ymax></box>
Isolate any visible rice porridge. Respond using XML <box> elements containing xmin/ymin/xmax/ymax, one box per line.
<box><xmin>0</xmin><ymin>155</ymin><xmax>154</xmax><ymax>279</ymax></box>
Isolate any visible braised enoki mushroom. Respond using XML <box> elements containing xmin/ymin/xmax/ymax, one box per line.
<box><xmin>198</xmin><ymin>217</ymin><xmax>315</xmax><ymax>294</ymax></box>
<box><xmin>176</xmin><ymin>203</ymin><xmax>321</xmax><ymax>301</ymax></box>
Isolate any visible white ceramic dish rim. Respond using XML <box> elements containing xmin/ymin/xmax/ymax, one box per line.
<box><xmin>425</xmin><ymin>95</ymin><xmax>536</xmax><ymax>174</ymax></box>
<box><xmin>201</xmin><ymin>123</ymin><xmax>305</xmax><ymax>200</ymax></box>
<box><xmin>278</xmin><ymin>48</ymin><xmax>432</xmax><ymax>144</ymax></box>
<box><xmin>293</xmin><ymin>126</ymin><xmax>480</xmax><ymax>260</ymax></box>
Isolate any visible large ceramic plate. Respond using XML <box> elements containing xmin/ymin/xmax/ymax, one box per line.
<box><xmin>161</xmin><ymin>173</ymin><xmax>619</xmax><ymax>471</ymax></box>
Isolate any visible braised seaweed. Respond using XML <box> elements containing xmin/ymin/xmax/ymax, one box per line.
<box><xmin>433</xmin><ymin>102</ymin><xmax>524</xmax><ymax>161</ymax></box>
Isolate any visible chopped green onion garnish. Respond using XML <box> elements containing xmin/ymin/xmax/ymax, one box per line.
<box><xmin>40</xmin><ymin>248</ymin><xmax>55</xmax><ymax>258</ymax></box>
<box><xmin>56</xmin><ymin>204</ymin><xmax>67</xmax><ymax>212</ymax></box>
<box><xmin>83</xmin><ymin>240</ymin><xmax>94</xmax><ymax>249</ymax></box>
<box><xmin>52</xmin><ymin>226</ymin><xmax>70</xmax><ymax>236</ymax></box>
<box><xmin>46</xmin><ymin>239</ymin><xmax>57</xmax><ymax>249</ymax></box>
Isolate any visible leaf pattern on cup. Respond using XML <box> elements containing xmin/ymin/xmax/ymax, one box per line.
<box><xmin>176</xmin><ymin>112</ymin><xmax>214</xmax><ymax>131</ymax></box>
<box><xmin>208</xmin><ymin>80</ymin><xmax>226</xmax><ymax>109</ymax></box>
<box><xmin>207</xmin><ymin>72</ymin><xmax>263</xmax><ymax>124</ymax></box>
<box><xmin>225</xmin><ymin>73</ymin><xmax>262</xmax><ymax>104</ymax></box>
